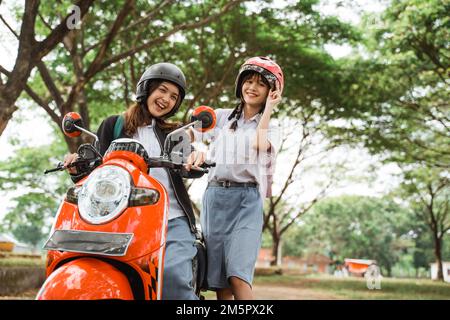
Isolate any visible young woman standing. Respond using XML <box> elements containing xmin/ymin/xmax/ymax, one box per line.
<box><xmin>188</xmin><ymin>56</ymin><xmax>284</xmax><ymax>300</ymax></box>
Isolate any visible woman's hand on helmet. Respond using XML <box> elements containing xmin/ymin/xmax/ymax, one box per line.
<box><xmin>184</xmin><ymin>150</ymin><xmax>206</xmax><ymax>171</ymax></box>
<box><xmin>265</xmin><ymin>81</ymin><xmax>282</xmax><ymax>111</ymax></box>
<box><xmin>63</xmin><ymin>153</ymin><xmax>79</xmax><ymax>174</ymax></box>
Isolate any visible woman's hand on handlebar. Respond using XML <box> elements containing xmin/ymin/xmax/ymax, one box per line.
<box><xmin>184</xmin><ymin>150</ymin><xmax>206</xmax><ymax>171</ymax></box>
<box><xmin>63</xmin><ymin>153</ymin><xmax>79</xmax><ymax>174</ymax></box>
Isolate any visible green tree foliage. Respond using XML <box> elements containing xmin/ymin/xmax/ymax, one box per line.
<box><xmin>0</xmin><ymin>136</ymin><xmax>71</xmax><ymax>247</ymax></box>
<box><xmin>411</xmin><ymin>223</ymin><xmax>450</xmax><ymax>273</ymax></box>
<box><xmin>283</xmin><ymin>195</ymin><xmax>413</xmax><ymax>276</ymax></box>
<box><xmin>13</xmin><ymin>0</ymin><xmax>360</xmax><ymax>149</ymax></box>
<box><xmin>324</xmin><ymin>0</ymin><xmax>449</xmax><ymax>168</ymax></box>
<box><xmin>0</xmin><ymin>0</ymin><xmax>360</xmax><ymax>246</ymax></box>
<box><xmin>0</xmin><ymin>0</ymin><xmax>95</xmax><ymax>136</ymax></box>
<box><xmin>1</xmin><ymin>0</ymin><xmax>247</xmax><ymax>151</ymax></box>
<box><xmin>396</xmin><ymin>166</ymin><xmax>449</xmax><ymax>280</ymax></box>
<box><xmin>312</xmin><ymin>0</ymin><xmax>449</xmax><ymax>280</ymax></box>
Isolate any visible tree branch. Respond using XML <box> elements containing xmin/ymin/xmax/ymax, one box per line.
<box><xmin>280</xmin><ymin>179</ymin><xmax>333</xmax><ymax>235</ymax></box>
<box><xmin>83</xmin><ymin>0</ymin><xmax>175</xmax><ymax>55</ymax></box>
<box><xmin>36</xmin><ymin>61</ymin><xmax>64</xmax><ymax>108</ymax></box>
<box><xmin>397</xmin><ymin>99</ymin><xmax>450</xmax><ymax>132</ymax></box>
<box><xmin>36</xmin><ymin>0</ymin><xmax>95</xmax><ymax>59</ymax></box>
<box><xmin>0</xmin><ymin>14</ymin><xmax>19</xmax><ymax>38</ymax></box>
<box><xmin>272</xmin><ymin>124</ymin><xmax>305</xmax><ymax>209</ymax></box>
<box><xmin>0</xmin><ymin>66</ymin><xmax>59</xmax><ymax>123</ymax></box>
<box><xmin>93</xmin><ymin>0</ymin><xmax>244</xmax><ymax>79</ymax></box>
<box><xmin>38</xmin><ymin>12</ymin><xmax>52</xmax><ymax>31</ymax></box>
<box><xmin>23</xmin><ymin>84</ymin><xmax>60</xmax><ymax>124</ymax></box>
<box><xmin>84</xmin><ymin>0</ymin><xmax>135</xmax><ymax>80</ymax></box>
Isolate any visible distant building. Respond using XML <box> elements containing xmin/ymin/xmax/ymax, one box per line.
<box><xmin>256</xmin><ymin>249</ymin><xmax>332</xmax><ymax>273</ymax></box>
<box><xmin>430</xmin><ymin>262</ymin><xmax>450</xmax><ymax>283</ymax></box>
<box><xmin>256</xmin><ymin>248</ymin><xmax>274</xmax><ymax>268</ymax></box>
<box><xmin>289</xmin><ymin>254</ymin><xmax>332</xmax><ymax>273</ymax></box>
<box><xmin>0</xmin><ymin>233</ymin><xmax>34</xmax><ymax>254</ymax></box>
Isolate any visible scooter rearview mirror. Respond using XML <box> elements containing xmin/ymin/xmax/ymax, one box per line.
<box><xmin>190</xmin><ymin>106</ymin><xmax>216</xmax><ymax>133</ymax></box>
<box><xmin>62</xmin><ymin>112</ymin><xmax>84</xmax><ymax>138</ymax></box>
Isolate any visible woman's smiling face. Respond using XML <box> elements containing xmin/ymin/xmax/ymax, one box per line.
<box><xmin>241</xmin><ymin>74</ymin><xmax>270</xmax><ymax>108</ymax></box>
<box><xmin>146</xmin><ymin>81</ymin><xmax>180</xmax><ymax>118</ymax></box>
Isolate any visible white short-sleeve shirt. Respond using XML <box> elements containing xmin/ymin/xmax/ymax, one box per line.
<box><xmin>133</xmin><ymin>120</ymin><xmax>185</xmax><ymax>220</ymax></box>
<box><xmin>193</xmin><ymin>108</ymin><xmax>280</xmax><ymax>198</ymax></box>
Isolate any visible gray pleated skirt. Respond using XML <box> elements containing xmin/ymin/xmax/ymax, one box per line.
<box><xmin>162</xmin><ymin>216</ymin><xmax>198</xmax><ymax>300</ymax></box>
<box><xmin>201</xmin><ymin>185</ymin><xmax>263</xmax><ymax>290</ymax></box>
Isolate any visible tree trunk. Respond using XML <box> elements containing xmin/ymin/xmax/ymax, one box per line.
<box><xmin>0</xmin><ymin>0</ymin><xmax>94</xmax><ymax>137</ymax></box>
<box><xmin>386</xmin><ymin>264</ymin><xmax>392</xmax><ymax>278</ymax></box>
<box><xmin>0</xmin><ymin>48</ymin><xmax>36</xmax><ymax>136</ymax></box>
<box><xmin>433</xmin><ymin>234</ymin><xmax>444</xmax><ymax>280</ymax></box>
<box><xmin>271</xmin><ymin>235</ymin><xmax>282</xmax><ymax>267</ymax></box>
<box><xmin>0</xmin><ymin>102</ymin><xmax>19</xmax><ymax>136</ymax></box>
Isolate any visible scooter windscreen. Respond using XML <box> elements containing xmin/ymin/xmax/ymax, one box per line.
<box><xmin>105</xmin><ymin>138</ymin><xmax>150</xmax><ymax>163</ymax></box>
<box><xmin>44</xmin><ymin>229</ymin><xmax>134</xmax><ymax>256</ymax></box>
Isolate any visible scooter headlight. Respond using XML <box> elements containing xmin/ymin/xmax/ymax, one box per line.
<box><xmin>78</xmin><ymin>165</ymin><xmax>131</xmax><ymax>224</ymax></box>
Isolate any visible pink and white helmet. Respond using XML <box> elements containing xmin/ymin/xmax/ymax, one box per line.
<box><xmin>235</xmin><ymin>56</ymin><xmax>284</xmax><ymax>98</ymax></box>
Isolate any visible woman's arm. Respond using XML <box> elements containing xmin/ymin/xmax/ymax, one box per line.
<box><xmin>64</xmin><ymin>116</ymin><xmax>116</xmax><ymax>183</ymax></box>
<box><xmin>253</xmin><ymin>84</ymin><xmax>282</xmax><ymax>152</ymax></box>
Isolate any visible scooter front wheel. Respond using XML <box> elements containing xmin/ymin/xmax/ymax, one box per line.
<box><xmin>36</xmin><ymin>257</ymin><xmax>134</xmax><ymax>300</ymax></box>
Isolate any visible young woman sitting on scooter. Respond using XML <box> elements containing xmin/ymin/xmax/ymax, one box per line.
<box><xmin>64</xmin><ymin>62</ymin><xmax>205</xmax><ymax>300</ymax></box>
<box><xmin>187</xmin><ymin>56</ymin><xmax>283</xmax><ymax>300</ymax></box>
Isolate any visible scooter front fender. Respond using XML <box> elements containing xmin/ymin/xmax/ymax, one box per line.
<box><xmin>36</xmin><ymin>257</ymin><xmax>134</xmax><ymax>300</ymax></box>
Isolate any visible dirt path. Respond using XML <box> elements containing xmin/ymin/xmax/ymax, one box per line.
<box><xmin>252</xmin><ymin>283</ymin><xmax>339</xmax><ymax>300</ymax></box>
<box><xmin>2</xmin><ymin>283</ymin><xmax>339</xmax><ymax>300</ymax></box>
<box><xmin>0</xmin><ymin>289</ymin><xmax>38</xmax><ymax>300</ymax></box>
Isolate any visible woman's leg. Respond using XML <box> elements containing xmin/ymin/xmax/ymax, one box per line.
<box><xmin>225</xmin><ymin>188</ymin><xmax>263</xmax><ymax>300</ymax></box>
<box><xmin>162</xmin><ymin>217</ymin><xmax>199</xmax><ymax>300</ymax></box>
<box><xmin>229</xmin><ymin>276</ymin><xmax>253</xmax><ymax>300</ymax></box>
<box><xmin>216</xmin><ymin>288</ymin><xmax>233</xmax><ymax>300</ymax></box>
<box><xmin>202</xmin><ymin>187</ymin><xmax>241</xmax><ymax>295</ymax></box>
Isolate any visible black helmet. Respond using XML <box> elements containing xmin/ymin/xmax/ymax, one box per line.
<box><xmin>136</xmin><ymin>62</ymin><xmax>187</xmax><ymax>117</ymax></box>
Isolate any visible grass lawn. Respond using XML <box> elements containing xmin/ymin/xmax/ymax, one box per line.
<box><xmin>0</xmin><ymin>257</ymin><xmax>45</xmax><ymax>267</ymax></box>
<box><xmin>201</xmin><ymin>274</ymin><xmax>450</xmax><ymax>300</ymax></box>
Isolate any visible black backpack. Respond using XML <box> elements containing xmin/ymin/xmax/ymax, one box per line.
<box><xmin>113</xmin><ymin>115</ymin><xmax>124</xmax><ymax>140</ymax></box>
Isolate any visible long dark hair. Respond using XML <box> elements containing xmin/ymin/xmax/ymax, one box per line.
<box><xmin>123</xmin><ymin>80</ymin><xmax>181</xmax><ymax>136</ymax></box>
<box><xmin>228</xmin><ymin>71</ymin><xmax>270</xmax><ymax>131</ymax></box>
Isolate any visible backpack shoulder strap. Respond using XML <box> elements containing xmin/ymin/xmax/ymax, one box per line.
<box><xmin>113</xmin><ymin>115</ymin><xmax>124</xmax><ymax>140</ymax></box>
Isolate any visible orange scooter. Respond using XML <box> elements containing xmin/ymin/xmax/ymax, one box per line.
<box><xmin>37</xmin><ymin>106</ymin><xmax>216</xmax><ymax>300</ymax></box>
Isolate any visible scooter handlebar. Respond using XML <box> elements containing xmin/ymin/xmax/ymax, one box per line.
<box><xmin>44</xmin><ymin>158</ymin><xmax>100</xmax><ymax>175</ymax></box>
<box><xmin>44</xmin><ymin>162</ymin><xmax>65</xmax><ymax>174</ymax></box>
<box><xmin>200</xmin><ymin>160</ymin><xmax>216</xmax><ymax>169</ymax></box>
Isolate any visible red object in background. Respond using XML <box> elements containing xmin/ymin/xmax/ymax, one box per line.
<box><xmin>344</xmin><ymin>258</ymin><xmax>377</xmax><ymax>276</ymax></box>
